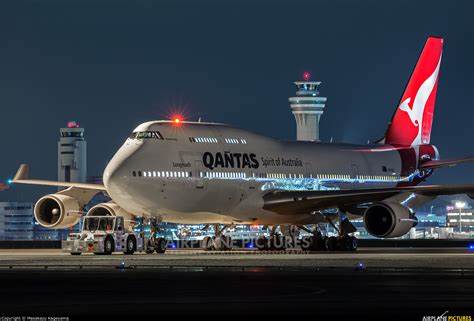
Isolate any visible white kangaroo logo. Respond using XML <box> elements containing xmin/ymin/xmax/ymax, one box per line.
<box><xmin>398</xmin><ymin>53</ymin><xmax>442</xmax><ymax>145</ymax></box>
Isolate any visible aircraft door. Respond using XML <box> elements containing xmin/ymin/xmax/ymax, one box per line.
<box><xmin>194</xmin><ymin>160</ymin><xmax>205</xmax><ymax>188</ymax></box>
<box><xmin>249</xmin><ymin>172</ymin><xmax>255</xmax><ymax>189</ymax></box>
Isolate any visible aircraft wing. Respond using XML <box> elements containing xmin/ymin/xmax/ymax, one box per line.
<box><xmin>11</xmin><ymin>164</ymin><xmax>106</xmax><ymax>191</ymax></box>
<box><xmin>263</xmin><ymin>184</ymin><xmax>474</xmax><ymax>215</ymax></box>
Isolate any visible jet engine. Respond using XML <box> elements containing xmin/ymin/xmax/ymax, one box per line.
<box><xmin>34</xmin><ymin>194</ymin><xmax>81</xmax><ymax>228</ymax></box>
<box><xmin>86</xmin><ymin>202</ymin><xmax>135</xmax><ymax>230</ymax></box>
<box><xmin>363</xmin><ymin>202</ymin><xmax>418</xmax><ymax>238</ymax></box>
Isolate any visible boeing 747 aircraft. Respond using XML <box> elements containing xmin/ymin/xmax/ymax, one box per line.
<box><xmin>10</xmin><ymin>37</ymin><xmax>474</xmax><ymax>252</ymax></box>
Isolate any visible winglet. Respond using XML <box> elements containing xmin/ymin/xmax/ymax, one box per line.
<box><xmin>13</xmin><ymin>164</ymin><xmax>29</xmax><ymax>181</ymax></box>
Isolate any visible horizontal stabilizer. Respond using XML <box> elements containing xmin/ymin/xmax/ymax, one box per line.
<box><xmin>419</xmin><ymin>156</ymin><xmax>474</xmax><ymax>170</ymax></box>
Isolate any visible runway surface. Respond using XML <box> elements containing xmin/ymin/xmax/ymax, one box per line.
<box><xmin>0</xmin><ymin>247</ymin><xmax>473</xmax><ymax>268</ymax></box>
<box><xmin>0</xmin><ymin>248</ymin><xmax>473</xmax><ymax>318</ymax></box>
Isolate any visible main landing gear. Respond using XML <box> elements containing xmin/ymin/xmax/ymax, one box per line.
<box><xmin>300</xmin><ymin>211</ymin><xmax>358</xmax><ymax>252</ymax></box>
<box><xmin>300</xmin><ymin>229</ymin><xmax>328</xmax><ymax>251</ymax></box>
<box><xmin>255</xmin><ymin>226</ymin><xmax>289</xmax><ymax>251</ymax></box>
<box><xmin>201</xmin><ymin>225</ymin><xmax>233</xmax><ymax>251</ymax></box>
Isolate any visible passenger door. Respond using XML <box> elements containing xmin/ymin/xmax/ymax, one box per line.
<box><xmin>194</xmin><ymin>160</ymin><xmax>205</xmax><ymax>188</ymax></box>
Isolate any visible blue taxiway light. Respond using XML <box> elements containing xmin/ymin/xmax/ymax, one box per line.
<box><xmin>468</xmin><ymin>244</ymin><xmax>474</xmax><ymax>250</ymax></box>
<box><xmin>355</xmin><ymin>262</ymin><xmax>366</xmax><ymax>271</ymax></box>
<box><xmin>247</xmin><ymin>243</ymin><xmax>254</xmax><ymax>249</ymax></box>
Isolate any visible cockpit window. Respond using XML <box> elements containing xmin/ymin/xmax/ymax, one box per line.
<box><xmin>129</xmin><ymin>131</ymin><xmax>164</xmax><ymax>140</ymax></box>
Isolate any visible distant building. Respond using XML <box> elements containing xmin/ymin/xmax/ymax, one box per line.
<box><xmin>289</xmin><ymin>73</ymin><xmax>327</xmax><ymax>141</ymax></box>
<box><xmin>0</xmin><ymin>202</ymin><xmax>34</xmax><ymax>240</ymax></box>
<box><xmin>58</xmin><ymin>121</ymin><xmax>86</xmax><ymax>185</ymax></box>
<box><xmin>446</xmin><ymin>206</ymin><xmax>474</xmax><ymax>233</ymax></box>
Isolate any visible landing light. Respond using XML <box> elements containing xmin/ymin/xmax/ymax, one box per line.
<box><xmin>7</xmin><ymin>179</ymin><xmax>13</xmax><ymax>184</ymax></box>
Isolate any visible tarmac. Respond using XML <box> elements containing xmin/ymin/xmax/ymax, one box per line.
<box><xmin>0</xmin><ymin>247</ymin><xmax>473</xmax><ymax>269</ymax></box>
<box><xmin>0</xmin><ymin>248</ymin><xmax>473</xmax><ymax>318</ymax></box>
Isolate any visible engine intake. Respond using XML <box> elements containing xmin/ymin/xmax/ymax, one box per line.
<box><xmin>86</xmin><ymin>202</ymin><xmax>135</xmax><ymax>229</ymax></box>
<box><xmin>34</xmin><ymin>194</ymin><xmax>80</xmax><ymax>228</ymax></box>
<box><xmin>363</xmin><ymin>202</ymin><xmax>418</xmax><ymax>238</ymax></box>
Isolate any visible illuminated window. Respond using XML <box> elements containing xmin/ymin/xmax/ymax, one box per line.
<box><xmin>143</xmin><ymin>172</ymin><xmax>147</xmax><ymax>177</ymax></box>
<box><xmin>153</xmin><ymin>171</ymin><xmax>156</xmax><ymax>177</ymax></box>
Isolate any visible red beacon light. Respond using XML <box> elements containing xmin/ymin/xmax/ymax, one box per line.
<box><xmin>67</xmin><ymin>121</ymin><xmax>79</xmax><ymax>128</ymax></box>
<box><xmin>303</xmin><ymin>72</ymin><xmax>311</xmax><ymax>81</ymax></box>
<box><xmin>171</xmin><ymin>116</ymin><xmax>183</xmax><ymax>126</ymax></box>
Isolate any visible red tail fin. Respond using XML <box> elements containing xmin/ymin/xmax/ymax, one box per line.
<box><xmin>384</xmin><ymin>37</ymin><xmax>443</xmax><ymax>146</ymax></box>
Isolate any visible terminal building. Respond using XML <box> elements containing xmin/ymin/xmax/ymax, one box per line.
<box><xmin>446</xmin><ymin>203</ymin><xmax>474</xmax><ymax>233</ymax></box>
<box><xmin>0</xmin><ymin>202</ymin><xmax>34</xmax><ymax>241</ymax></box>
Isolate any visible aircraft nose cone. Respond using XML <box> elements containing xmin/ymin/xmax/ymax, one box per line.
<box><xmin>103</xmin><ymin>160</ymin><xmax>130</xmax><ymax>193</ymax></box>
<box><xmin>103</xmin><ymin>139</ymin><xmax>142</xmax><ymax>198</ymax></box>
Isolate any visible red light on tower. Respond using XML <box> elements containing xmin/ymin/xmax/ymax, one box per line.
<box><xmin>67</xmin><ymin>121</ymin><xmax>79</xmax><ymax>128</ymax></box>
<box><xmin>303</xmin><ymin>72</ymin><xmax>311</xmax><ymax>80</ymax></box>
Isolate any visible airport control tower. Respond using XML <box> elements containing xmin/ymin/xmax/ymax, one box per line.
<box><xmin>289</xmin><ymin>72</ymin><xmax>327</xmax><ymax>141</ymax></box>
<box><xmin>58</xmin><ymin>121</ymin><xmax>87</xmax><ymax>184</ymax></box>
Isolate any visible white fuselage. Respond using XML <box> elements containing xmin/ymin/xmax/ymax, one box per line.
<box><xmin>103</xmin><ymin>121</ymin><xmax>424</xmax><ymax>225</ymax></box>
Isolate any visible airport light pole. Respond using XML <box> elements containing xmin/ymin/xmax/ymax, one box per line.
<box><xmin>455</xmin><ymin>201</ymin><xmax>466</xmax><ymax>233</ymax></box>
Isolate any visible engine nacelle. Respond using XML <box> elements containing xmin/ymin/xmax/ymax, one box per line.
<box><xmin>363</xmin><ymin>202</ymin><xmax>418</xmax><ymax>238</ymax></box>
<box><xmin>34</xmin><ymin>194</ymin><xmax>81</xmax><ymax>228</ymax></box>
<box><xmin>86</xmin><ymin>202</ymin><xmax>135</xmax><ymax>230</ymax></box>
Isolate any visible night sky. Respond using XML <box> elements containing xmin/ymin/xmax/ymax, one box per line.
<box><xmin>0</xmin><ymin>0</ymin><xmax>473</xmax><ymax>202</ymax></box>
